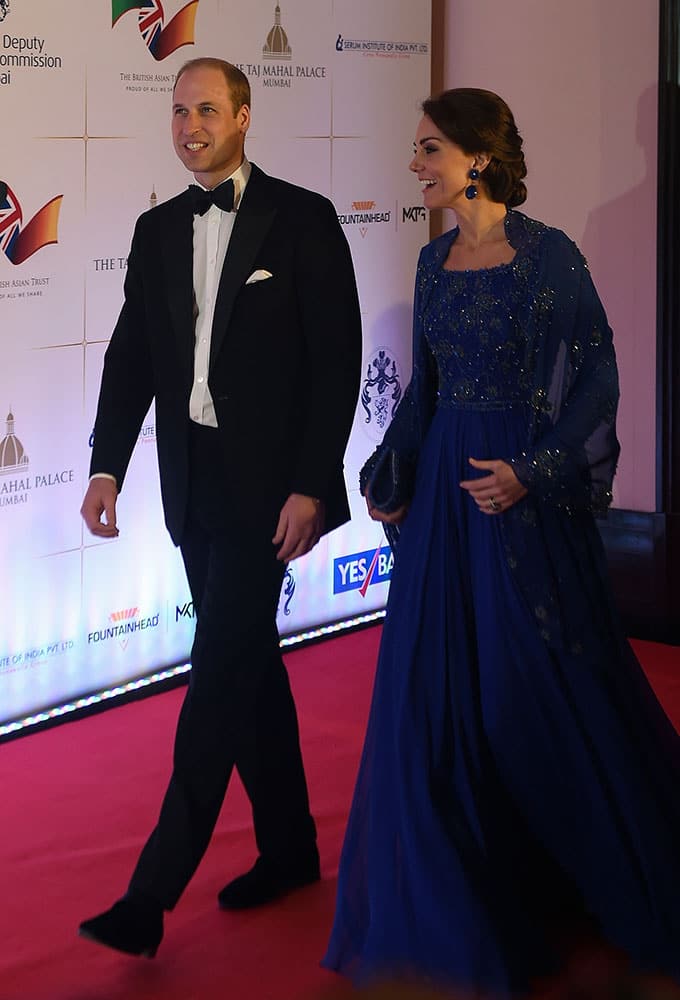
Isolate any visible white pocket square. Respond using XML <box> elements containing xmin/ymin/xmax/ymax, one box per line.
<box><xmin>245</xmin><ymin>269</ymin><xmax>273</xmax><ymax>285</ymax></box>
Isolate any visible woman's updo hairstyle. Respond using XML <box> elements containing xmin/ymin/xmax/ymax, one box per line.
<box><xmin>421</xmin><ymin>88</ymin><xmax>527</xmax><ymax>207</ymax></box>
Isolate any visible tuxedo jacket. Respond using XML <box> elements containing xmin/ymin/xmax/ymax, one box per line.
<box><xmin>90</xmin><ymin>164</ymin><xmax>362</xmax><ymax>545</ymax></box>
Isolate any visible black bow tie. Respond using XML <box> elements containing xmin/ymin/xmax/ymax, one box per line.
<box><xmin>188</xmin><ymin>179</ymin><xmax>235</xmax><ymax>215</ymax></box>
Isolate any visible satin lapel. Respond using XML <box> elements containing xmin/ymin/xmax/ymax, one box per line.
<box><xmin>209</xmin><ymin>167</ymin><xmax>277</xmax><ymax>368</ymax></box>
<box><xmin>161</xmin><ymin>192</ymin><xmax>195</xmax><ymax>375</ymax></box>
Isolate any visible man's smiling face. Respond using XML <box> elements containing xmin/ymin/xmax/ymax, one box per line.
<box><xmin>171</xmin><ymin>66</ymin><xmax>250</xmax><ymax>189</ymax></box>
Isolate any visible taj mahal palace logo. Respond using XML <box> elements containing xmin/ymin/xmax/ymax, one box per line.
<box><xmin>263</xmin><ymin>3</ymin><xmax>291</xmax><ymax>61</ymax></box>
<box><xmin>0</xmin><ymin>408</ymin><xmax>29</xmax><ymax>477</ymax></box>
<box><xmin>0</xmin><ymin>1</ymin><xmax>10</xmax><ymax>24</ymax></box>
<box><xmin>0</xmin><ymin>405</ymin><xmax>75</xmax><ymax>509</ymax></box>
<box><xmin>236</xmin><ymin>3</ymin><xmax>325</xmax><ymax>90</ymax></box>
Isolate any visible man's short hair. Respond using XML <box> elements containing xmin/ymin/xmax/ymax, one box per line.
<box><xmin>174</xmin><ymin>58</ymin><xmax>251</xmax><ymax>115</ymax></box>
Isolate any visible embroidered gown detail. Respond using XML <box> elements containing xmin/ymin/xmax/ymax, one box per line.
<box><xmin>322</xmin><ymin>215</ymin><xmax>680</xmax><ymax>994</ymax></box>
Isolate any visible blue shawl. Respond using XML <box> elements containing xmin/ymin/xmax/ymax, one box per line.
<box><xmin>378</xmin><ymin>209</ymin><xmax>624</xmax><ymax>657</ymax></box>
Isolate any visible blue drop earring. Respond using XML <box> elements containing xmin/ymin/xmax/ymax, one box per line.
<box><xmin>465</xmin><ymin>167</ymin><xmax>480</xmax><ymax>200</ymax></box>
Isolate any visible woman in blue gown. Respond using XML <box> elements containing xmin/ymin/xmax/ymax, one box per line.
<box><xmin>322</xmin><ymin>89</ymin><xmax>680</xmax><ymax>995</ymax></box>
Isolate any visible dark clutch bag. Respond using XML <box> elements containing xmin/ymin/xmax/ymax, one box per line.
<box><xmin>360</xmin><ymin>447</ymin><xmax>413</xmax><ymax>513</ymax></box>
<box><xmin>359</xmin><ymin>446</ymin><xmax>415</xmax><ymax>551</ymax></box>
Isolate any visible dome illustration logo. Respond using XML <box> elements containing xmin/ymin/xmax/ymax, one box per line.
<box><xmin>0</xmin><ymin>181</ymin><xmax>62</xmax><ymax>266</ymax></box>
<box><xmin>0</xmin><ymin>408</ymin><xmax>29</xmax><ymax>477</ymax></box>
<box><xmin>263</xmin><ymin>3</ymin><xmax>291</xmax><ymax>61</ymax></box>
<box><xmin>112</xmin><ymin>0</ymin><xmax>199</xmax><ymax>61</ymax></box>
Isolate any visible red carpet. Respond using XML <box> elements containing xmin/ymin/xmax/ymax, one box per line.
<box><xmin>1</xmin><ymin>628</ymin><xmax>678</xmax><ymax>1000</ymax></box>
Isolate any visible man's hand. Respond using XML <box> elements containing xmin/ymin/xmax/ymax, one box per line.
<box><xmin>459</xmin><ymin>457</ymin><xmax>527</xmax><ymax>515</ymax></box>
<box><xmin>273</xmin><ymin>493</ymin><xmax>325</xmax><ymax>562</ymax></box>
<box><xmin>80</xmin><ymin>477</ymin><xmax>120</xmax><ymax>538</ymax></box>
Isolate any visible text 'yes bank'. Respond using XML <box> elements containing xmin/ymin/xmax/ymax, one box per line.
<box><xmin>333</xmin><ymin>547</ymin><xmax>394</xmax><ymax>594</ymax></box>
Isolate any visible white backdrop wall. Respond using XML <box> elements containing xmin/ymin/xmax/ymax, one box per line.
<box><xmin>0</xmin><ymin>0</ymin><xmax>431</xmax><ymax>726</ymax></box>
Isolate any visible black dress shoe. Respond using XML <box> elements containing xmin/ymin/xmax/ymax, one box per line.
<box><xmin>78</xmin><ymin>896</ymin><xmax>163</xmax><ymax>958</ymax></box>
<box><xmin>217</xmin><ymin>853</ymin><xmax>320</xmax><ymax>910</ymax></box>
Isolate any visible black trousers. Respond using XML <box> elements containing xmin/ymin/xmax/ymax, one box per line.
<box><xmin>128</xmin><ymin>423</ymin><xmax>317</xmax><ymax>909</ymax></box>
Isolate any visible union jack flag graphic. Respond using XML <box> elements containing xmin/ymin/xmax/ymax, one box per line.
<box><xmin>112</xmin><ymin>0</ymin><xmax>199</xmax><ymax>61</ymax></box>
<box><xmin>0</xmin><ymin>181</ymin><xmax>62</xmax><ymax>266</ymax></box>
<box><xmin>0</xmin><ymin>182</ymin><xmax>23</xmax><ymax>259</ymax></box>
<box><xmin>138</xmin><ymin>0</ymin><xmax>164</xmax><ymax>55</ymax></box>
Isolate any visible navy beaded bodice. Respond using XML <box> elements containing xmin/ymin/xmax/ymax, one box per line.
<box><xmin>423</xmin><ymin>259</ymin><xmax>532</xmax><ymax>409</ymax></box>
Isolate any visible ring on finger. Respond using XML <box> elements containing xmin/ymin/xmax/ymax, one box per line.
<box><xmin>488</xmin><ymin>496</ymin><xmax>500</xmax><ymax>512</ymax></box>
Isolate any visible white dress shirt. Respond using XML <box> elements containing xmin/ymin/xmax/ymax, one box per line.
<box><xmin>190</xmin><ymin>158</ymin><xmax>251</xmax><ymax>427</ymax></box>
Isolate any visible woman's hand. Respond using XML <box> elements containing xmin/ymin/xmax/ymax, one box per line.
<box><xmin>365</xmin><ymin>496</ymin><xmax>409</xmax><ymax>525</ymax></box>
<box><xmin>459</xmin><ymin>457</ymin><xmax>527</xmax><ymax>514</ymax></box>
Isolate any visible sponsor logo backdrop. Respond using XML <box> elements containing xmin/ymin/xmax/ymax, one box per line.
<box><xmin>0</xmin><ymin>0</ymin><xmax>430</xmax><ymax>724</ymax></box>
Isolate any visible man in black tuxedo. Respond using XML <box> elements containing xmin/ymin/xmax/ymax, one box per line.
<box><xmin>78</xmin><ymin>57</ymin><xmax>361</xmax><ymax>958</ymax></box>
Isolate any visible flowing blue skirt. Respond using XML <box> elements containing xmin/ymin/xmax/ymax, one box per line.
<box><xmin>323</xmin><ymin>403</ymin><xmax>680</xmax><ymax>994</ymax></box>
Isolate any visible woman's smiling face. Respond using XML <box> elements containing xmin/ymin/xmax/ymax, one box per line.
<box><xmin>409</xmin><ymin>115</ymin><xmax>484</xmax><ymax>210</ymax></box>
